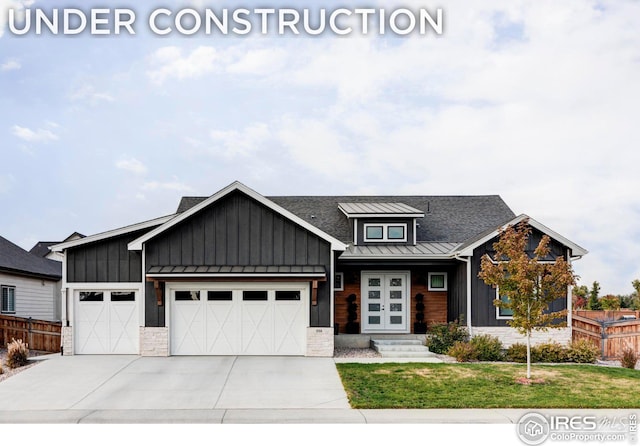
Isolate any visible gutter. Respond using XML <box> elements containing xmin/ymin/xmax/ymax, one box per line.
<box><xmin>454</xmin><ymin>254</ymin><xmax>473</xmax><ymax>336</ymax></box>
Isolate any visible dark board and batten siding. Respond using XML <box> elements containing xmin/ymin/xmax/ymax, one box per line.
<box><xmin>470</xmin><ymin>228</ymin><xmax>568</xmax><ymax>327</ymax></box>
<box><xmin>144</xmin><ymin>191</ymin><xmax>332</xmax><ymax>328</ymax></box>
<box><xmin>447</xmin><ymin>261</ymin><xmax>467</xmax><ymax>323</ymax></box>
<box><xmin>66</xmin><ymin>229</ymin><xmax>148</xmax><ymax>283</ymax></box>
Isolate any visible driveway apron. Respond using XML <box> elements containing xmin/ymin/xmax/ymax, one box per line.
<box><xmin>0</xmin><ymin>355</ymin><xmax>350</xmax><ymax>411</ymax></box>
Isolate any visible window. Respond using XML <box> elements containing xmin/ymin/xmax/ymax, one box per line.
<box><xmin>275</xmin><ymin>291</ymin><xmax>300</xmax><ymax>301</ymax></box>
<box><xmin>243</xmin><ymin>290</ymin><xmax>268</xmax><ymax>301</ymax></box>
<box><xmin>175</xmin><ymin>291</ymin><xmax>200</xmax><ymax>301</ymax></box>
<box><xmin>365</xmin><ymin>225</ymin><xmax>383</xmax><ymax>240</ymax></box>
<box><xmin>111</xmin><ymin>292</ymin><xmax>135</xmax><ymax>302</ymax></box>
<box><xmin>79</xmin><ymin>291</ymin><xmax>104</xmax><ymax>302</ymax></box>
<box><xmin>428</xmin><ymin>273</ymin><xmax>448</xmax><ymax>291</ymax></box>
<box><xmin>363</xmin><ymin>223</ymin><xmax>407</xmax><ymax>242</ymax></box>
<box><xmin>496</xmin><ymin>289</ymin><xmax>514</xmax><ymax>319</ymax></box>
<box><xmin>1</xmin><ymin>285</ymin><xmax>15</xmax><ymax>313</ymax></box>
<box><xmin>334</xmin><ymin>272</ymin><xmax>344</xmax><ymax>291</ymax></box>
<box><xmin>208</xmin><ymin>291</ymin><xmax>232</xmax><ymax>301</ymax></box>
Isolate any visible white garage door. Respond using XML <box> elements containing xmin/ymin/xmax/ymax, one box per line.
<box><xmin>170</xmin><ymin>282</ymin><xmax>308</xmax><ymax>355</ymax></box>
<box><xmin>75</xmin><ymin>290</ymin><xmax>139</xmax><ymax>354</ymax></box>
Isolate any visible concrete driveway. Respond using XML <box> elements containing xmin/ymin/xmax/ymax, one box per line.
<box><xmin>0</xmin><ymin>354</ymin><xmax>352</xmax><ymax>422</ymax></box>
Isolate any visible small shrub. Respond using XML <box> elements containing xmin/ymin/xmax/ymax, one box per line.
<box><xmin>532</xmin><ymin>342</ymin><xmax>568</xmax><ymax>363</ymax></box>
<box><xmin>620</xmin><ymin>348</ymin><xmax>638</xmax><ymax>369</ymax></box>
<box><xmin>469</xmin><ymin>334</ymin><xmax>503</xmax><ymax>361</ymax></box>
<box><xmin>6</xmin><ymin>338</ymin><xmax>29</xmax><ymax>369</ymax></box>
<box><xmin>448</xmin><ymin>341</ymin><xmax>478</xmax><ymax>362</ymax></box>
<box><xmin>426</xmin><ymin>322</ymin><xmax>469</xmax><ymax>354</ymax></box>
<box><xmin>505</xmin><ymin>343</ymin><xmax>528</xmax><ymax>363</ymax></box>
<box><xmin>567</xmin><ymin>339</ymin><xmax>599</xmax><ymax>363</ymax></box>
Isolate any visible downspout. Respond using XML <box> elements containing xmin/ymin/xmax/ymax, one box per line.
<box><xmin>330</xmin><ymin>251</ymin><xmax>335</xmax><ymax>328</ymax></box>
<box><xmin>60</xmin><ymin>248</ymin><xmax>68</xmax><ymax>355</ymax></box>
<box><xmin>454</xmin><ymin>254</ymin><xmax>473</xmax><ymax>336</ymax></box>
<box><xmin>567</xmin><ymin>248</ymin><xmax>572</xmax><ymax>330</ymax></box>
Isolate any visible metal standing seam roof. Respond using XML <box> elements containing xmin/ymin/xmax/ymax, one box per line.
<box><xmin>338</xmin><ymin>202</ymin><xmax>425</xmax><ymax>216</ymax></box>
<box><xmin>340</xmin><ymin>242</ymin><xmax>460</xmax><ymax>259</ymax></box>
<box><xmin>146</xmin><ymin>265</ymin><xmax>327</xmax><ymax>276</ymax></box>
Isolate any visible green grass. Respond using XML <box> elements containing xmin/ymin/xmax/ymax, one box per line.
<box><xmin>335</xmin><ymin>363</ymin><xmax>640</xmax><ymax>409</ymax></box>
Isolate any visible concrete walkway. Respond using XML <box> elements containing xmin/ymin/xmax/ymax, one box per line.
<box><xmin>0</xmin><ymin>354</ymin><xmax>635</xmax><ymax>424</ymax></box>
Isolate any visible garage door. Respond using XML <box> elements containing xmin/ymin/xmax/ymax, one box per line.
<box><xmin>75</xmin><ymin>290</ymin><xmax>139</xmax><ymax>354</ymax></box>
<box><xmin>170</xmin><ymin>283</ymin><xmax>308</xmax><ymax>355</ymax></box>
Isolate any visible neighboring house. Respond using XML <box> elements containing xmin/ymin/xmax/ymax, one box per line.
<box><xmin>51</xmin><ymin>181</ymin><xmax>587</xmax><ymax>356</ymax></box>
<box><xmin>30</xmin><ymin>232</ymin><xmax>84</xmax><ymax>262</ymax></box>
<box><xmin>0</xmin><ymin>236</ymin><xmax>63</xmax><ymax>321</ymax></box>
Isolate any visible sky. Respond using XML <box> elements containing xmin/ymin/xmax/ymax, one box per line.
<box><xmin>1</xmin><ymin>0</ymin><xmax>639</xmax><ymax>295</ymax></box>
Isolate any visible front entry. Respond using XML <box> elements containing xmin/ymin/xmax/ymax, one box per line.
<box><xmin>361</xmin><ymin>271</ymin><xmax>410</xmax><ymax>333</ymax></box>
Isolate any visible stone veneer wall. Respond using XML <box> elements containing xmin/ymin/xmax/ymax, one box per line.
<box><xmin>306</xmin><ymin>327</ymin><xmax>334</xmax><ymax>357</ymax></box>
<box><xmin>62</xmin><ymin>326</ymin><xmax>73</xmax><ymax>356</ymax></box>
<box><xmin>472</xmin><ymin>327</ymin><xmax>572</xmax><ymax>348</ymax></box>
<box><xmin>140</xmin><ymin>327</ymin><xmax>169</xmax><ymax>356</ymax></box>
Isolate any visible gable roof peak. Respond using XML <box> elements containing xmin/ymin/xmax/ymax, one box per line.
<box><xmin>129</xmin><ymin>181</ymin><xmax>347</xmax><ymax>252</ymax></box>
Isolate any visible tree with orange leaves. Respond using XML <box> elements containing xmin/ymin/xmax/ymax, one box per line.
<box><xmin>479</xmin><ymin>218</ymin><xmax>576</xmax><ymax>379</ymax></box>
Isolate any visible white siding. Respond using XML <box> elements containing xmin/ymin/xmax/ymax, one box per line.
<box><xmin>0</xmin><ymin>272</ymin><xmax>58</xmax><ymax>321</ymax></box>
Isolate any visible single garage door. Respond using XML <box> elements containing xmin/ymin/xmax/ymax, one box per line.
<box><xmin>75</xmin><ymin>290</ymin><xmax>139</xmax><ymax>354</ymax></box>
<box><xmin>170</xmin><ymin>282</ymin><xmax>308</xmax><ymax>355</ymax></box>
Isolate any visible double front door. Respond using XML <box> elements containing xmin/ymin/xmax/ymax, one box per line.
<box><xmin>361</xmin><ymin>271</ymin><xmax>409</xmax><ymax>333</ymax></box>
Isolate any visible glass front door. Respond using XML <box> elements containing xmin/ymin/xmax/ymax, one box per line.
<box><xmin>362</xmin><ymin>272</ymin><xmax>409</xmax><ymax>333</ymax></box>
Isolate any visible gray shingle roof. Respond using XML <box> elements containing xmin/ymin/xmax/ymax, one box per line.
<box><xmin>0</xmin><ymin>236</ymin><xmax>62</xmax><ymax>279</ymax></box>
<box><xmin>29</xmin><ymin>241</ymin><xmax>59</xmax><ymax>258</ymax></box>
<box><xmin>177</xmin><ymin>195</ymin><xmax>516</xmax><ymax>244</ymax></box>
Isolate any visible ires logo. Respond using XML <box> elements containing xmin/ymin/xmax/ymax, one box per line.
<box><xmin>549</xmin><ymin>415</ymin><xmax>597</xmax><ymax>431</ymax></box>
<box><xmin>517</xmin><ymin>412</ymin><xmax>636</xmax><ymax>445</ymax></box>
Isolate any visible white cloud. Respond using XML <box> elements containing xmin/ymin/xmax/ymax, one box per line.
<box><xmin>210</xmin><ymin>122</ymin><xmax>271</xmax><ymax>158</ymax></box>
<box><xmin>11</xmin><ymin>125</ymin><xmax>59</xmax><ymax>143</ymax></box>
<box><xmin>142</xmin><ymin>180</ymin><xmax>193</xmax><ymax>192</ymax></box>
<box><xmin>70</xmin><ymin>84</ymin><xmax>115</xmax><ymax>105</ymax></box>
<box><xmin>1</xmin><ymin>58</ymin><xmax>20</xmax><ymax>71</ymax></box>
<box><xmin>226</xmin><ymin>47</ymin><xmax>287</xmax><ymax>75</ymax></box>
<box><xmin>115</xmin><ymin>158</ymin><xmax>147</xmax><ymax>175</ymax></box>
<box><xmin>147</xmin><ymin>46</ymin><xmax>223</xmax><ymax>85</ymax></box>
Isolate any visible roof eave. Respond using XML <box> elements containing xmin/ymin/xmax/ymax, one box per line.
<box><xmin>341</xmin><ymin>213</ymin><xmax>425</xmax><ymax>218</ymax></box>
<box><xmin>51</xmin><ymin>214</ymin><xmax>176</xmax><ymax>252</ymax></box>
<box><xmin>128</xmin><ymin>181</ymin><xmax>347</xmax><ymax>252</ymax></box>
<box><xmin>456</xmin><ymin>214</ymin><xmax>588</xmax><ymax>257</ymax></box>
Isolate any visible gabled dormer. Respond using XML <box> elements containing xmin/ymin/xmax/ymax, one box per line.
<box><xmin>338</xmin><ymin>202</ymin><xmax>425</xmax><ymax>246</ymax></box>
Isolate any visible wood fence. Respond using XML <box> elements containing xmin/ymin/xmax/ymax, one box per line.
<box><xmin>0</xmin><ymin>315</ymin><xmax>62</xmax><ymax>353</ymax></box>
<box><xmin>572</xmin><ymin>311</ymin><xmax>640</xmax><ymax>359</ymax></box>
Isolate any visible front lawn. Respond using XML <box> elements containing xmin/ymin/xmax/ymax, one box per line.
<box><xmin>336</xmin><ymin>363</ymin><xmax>640</xmax><ymax>408</ymax></box>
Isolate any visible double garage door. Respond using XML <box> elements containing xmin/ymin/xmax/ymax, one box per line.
<box><xmin>170</xmin><ymin>282</ymin><xmax>308</xmax><ymax>356</ymax></box>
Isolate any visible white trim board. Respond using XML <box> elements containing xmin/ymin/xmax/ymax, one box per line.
<box><xmin>128</xmin><ymin>181</ymin><xmax>347</xmax><ymax>252</ymax></box>
<box><xmin>457</xmin><ymin>214</ymin><xmax>588</xmax><ymax>257</ymax></box>
<box><xmin>51</xmin><ymin>215</ymin><xmax>176</xmax><ymax>252</ymax></box>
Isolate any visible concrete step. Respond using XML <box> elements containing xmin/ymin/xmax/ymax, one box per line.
<box><xmin>371</xmin><ymin>339</ymin><xmax>435</xmax><ymax>358</ymax></box>
<box><xmin>372</xmin><ymin>339</ymin><xmax>424</xmax><ymax>346</ymax></box>
<box><xmin>376</xmin><ymin>351</ymin><xmax>438</xmax><ymax>358</ymax></box>
<box><xmin>374</xmin><ymin>345</ymin><xmax>431</xmax><ymax>352</ymax></box>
